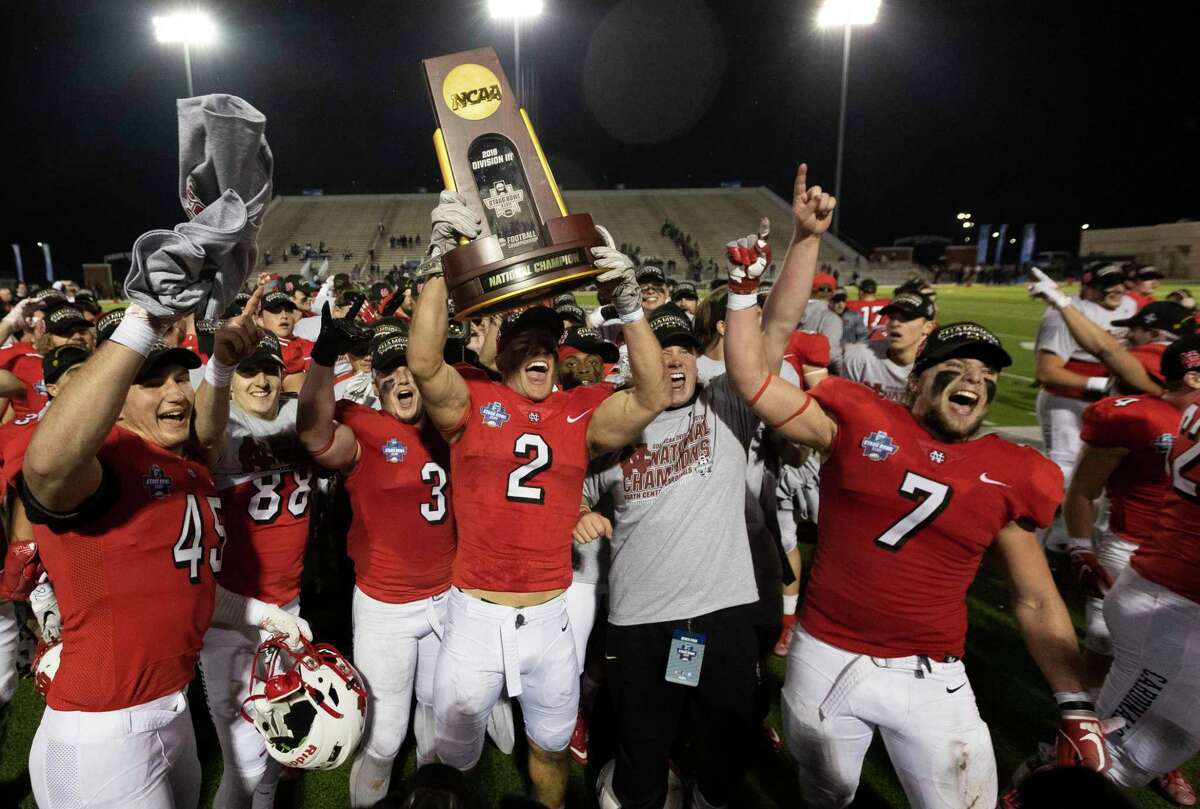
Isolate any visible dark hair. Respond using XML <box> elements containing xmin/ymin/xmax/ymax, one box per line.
<box><xmin>692</xmin><ymin>286</ymin><xmax>728</xmax><ymax>351</ymax></box>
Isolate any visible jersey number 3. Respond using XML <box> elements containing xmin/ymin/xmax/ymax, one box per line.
<box><xmin>874</xmin><ymin>472</ymin><xmax>953</xmax><ymax>551</ymax></box>
<box><xmin>507</xmin><ymin>433</ymin><xmax>553</xmax><ymax>504</ymax></box>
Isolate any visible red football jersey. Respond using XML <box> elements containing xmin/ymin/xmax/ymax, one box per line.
<box><xmin>1132</xmin><ymin>394</ymin><xmax>1200</xmax><ymax>604</ymax></box>
<box><xmin>450</xmin><ymin>378</ymin><xmax>611</xmax><ymax>592</ymax></box>
<box><xmin>30</xmin><ymin>427</ymin><xmax>221</xmax><ymax>711</ymax></box>
<box><xmin>1127</xmin><ymin>342</ymin><xmax>1167</xmax><ymax>380</ymax></box>
<box><xmin>337</xmin><ymin>401</ymin><xmax>456</xmax><ymax>603</ymax></box>
<box><xmin>1080</xmin><ymin>394</ymin><xmax>1177</xmax><ymax>543</ymax></box>
<box><xmin>6</xmin><ymin>352</ymin><xmax>47</xmax><ymax>418</ymax></box>
<box><xmin>279</xmin><ymin>336</ymin><xmax>314</xmax><ymax>376</ymax></box>
<box><xmin>845</xmin><ymin>298</ymin><xmax>891</xmax><ymax>340</ymax></box>
<box><xmin>178</xmin><ymin>332</ymin><xmax>209</xmax><ymax>363</ymax></box>
<box><xmin>0</xmin><ymin>340</ymin><xmax>35</xmax><ymax>369</ymax></box>
<box><xmin>783</xmin><ymin>330</ymin><xmax>831</xmax><ymax>390</ymax></box>
<box><xmin>0</xmin><ymin>410</ymin><xmax>40</xmax><ymax>491</ymax></box>
<box><xmin>803</xmin><ymin>377</ymin><xmax>1062</xmax><ymax>658</ymax></box>
<box><xmin>212</xmin><ymin>400</ymin><xmax>312</xmax><ymax>605</ymax></box>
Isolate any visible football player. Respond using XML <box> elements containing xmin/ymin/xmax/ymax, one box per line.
<box><xmin>257</xmin><ymin>290</ymin><xmax>314</xmax><ymax>392</ymax></box>
<box><xmin>723</xmin><ymin>228</ymin><xmax>1101</xmax><ymax>809</ymax></box>
<box><xmin>18</xmin><ymin>298</ymin><xmax>308</xmax><ymax>809</ymax></box>
<box><xmin>838</xmin><ymin>292</ymin><xmax>936</xmax><ymax>403</ymax></box>
<box><xmin>296</xmin><ymin>313</ymin><xmax>456</xmax><ymax>807</ymax></box>
<box><xmin>409</xmin><ymin>193</ymin><xmax>668</xmax><ymax>808</ymax></box>
<box><xmin>192</xmin><ymin>287</ymin><xmax>316</xmax><ymax>809</ymax></box>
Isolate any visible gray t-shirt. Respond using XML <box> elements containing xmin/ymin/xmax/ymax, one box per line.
<box><xmin>839</xmin><ymin>340</ymin><xmax>912</xmax><ymax>403</ymax></box>
<box><xmin>1034</xmin><ymin>296</ymin><xmax>1136</xmax><ymax>362</ymax></box>
<box><xmin>802</xmin><ymin>299</ymin><xmax>844</xmax><ymax>367</ymax></box>
<box><xmin>588</xmin><ymin>375</ymin><xmax>760</xmax><ymax>625</ymax></box>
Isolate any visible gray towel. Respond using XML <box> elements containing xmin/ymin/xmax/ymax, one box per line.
<box><xmin>125</xmin><ymin>94</ymin><xmax>273</xmax><ymax>320</ymax></box>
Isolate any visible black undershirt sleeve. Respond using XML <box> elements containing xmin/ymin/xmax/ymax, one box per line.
<box><xmin>16</xmin><ymin>462</ymin><xmax>121</xmax><ymax>532</ymax></box>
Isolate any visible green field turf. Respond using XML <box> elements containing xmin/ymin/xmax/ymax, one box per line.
<box><xmin>2</xmin><ymin>283</ymin><xmax>1195</xmax><ymax>807</ymax></box>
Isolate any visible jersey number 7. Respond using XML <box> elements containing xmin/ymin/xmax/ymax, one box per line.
<box><xmin>874</xmin><ymin>471</ymin><xmax>953</xmax><ymax>551</ymax></box>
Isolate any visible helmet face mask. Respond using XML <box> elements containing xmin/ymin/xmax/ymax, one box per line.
<box><xmin>241</xmin><ymin>636</ymin><xmax>367</xmax><ymax>770</ymax></box>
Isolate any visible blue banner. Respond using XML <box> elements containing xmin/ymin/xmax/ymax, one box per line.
<box><xmin>41</xmin><ymin>242</ymin><xmax>54</xmax><ymax>282</ymax></box>
<box><xmin>1019</xmin><ymin>223</ymin><xmax>1037</xmax><ymax>265</ymax></box>
<box><xmin>993</xmin><ymin>224</ymin><xmax>1008</xmax><ymax>264</ymax></box>
<box><xmin>10</xmin><ymin>244</ymin><xmax>22</xmax><ymax>283</ymax></box>
<box><xmin>975</xmin><ymin>224</ymin><xmax>991</xmax><ymax>265</ymax></box>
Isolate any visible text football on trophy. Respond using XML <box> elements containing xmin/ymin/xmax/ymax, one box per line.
<box><xmin>422</xmin><ymin>46</ymin><xmax>605</xmax><ymax>318</ymax></box>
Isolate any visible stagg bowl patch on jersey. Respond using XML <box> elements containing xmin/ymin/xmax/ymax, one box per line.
<box><xmin>383</xmin><ymin>438</ymin><xmax>407</xmax><ymax>464</ymax></box>
<box><xmin>860</xmin><ymin>430</ymin><xmax>898</xmax><ymax>462</ymax></box>
<box><xmin>479</xmin><ymin>401</ymin><xmax>510</xmax><ymax>428</ymax></box>
<box><xmin>143</xmin><ymin>464</ymin><xmax>173</xmax><ymax>499</ymax></box>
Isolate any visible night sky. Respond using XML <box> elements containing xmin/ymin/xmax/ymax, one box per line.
<box><xmin>4</xmin><ymin>0</ymin><xmax>1197</xmax><ymax>282</ymax></box>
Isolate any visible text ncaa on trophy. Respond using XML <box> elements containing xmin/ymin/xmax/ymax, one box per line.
<box><xmin>422</xmin><ymin>47</ymin><xmax>605</xmax><ymax>318</ymax></box>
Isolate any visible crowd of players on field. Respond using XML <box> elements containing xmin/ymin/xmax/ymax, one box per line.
<box><xmin>0</xmin><ymin>169</ymin><xmax>1197</xmax><ymax>809</ymax></box>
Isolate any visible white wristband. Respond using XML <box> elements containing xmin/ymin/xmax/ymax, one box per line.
<box><xmin>204</xmin><ymin>358</ymin><xmax>235</xmax><ymax>388</ymax></box>
<box><xmin>1066</xmin><ymin>537</ymin><xmax>1093</xmax><ymax>553</ymax></box>
<box><xmin>109</xmin><ymin>306</ymin><xmax>165</xmax><ymax>358</ymax></box>
<box><xmin>587</xmin><ymin>308</ymin><xmax>607</xmax><ymax>328</ymax></box>
<box><xmin>1054</xmin><ymin>691</ymin><xmax>1093</xmax><ymax>707</ymax></box>
<box><xmin>619</xmin><ymin>307</ymin><xmax>644</xmax><ymax>324</ymax></box>
<box><xmin>1085</xmin><ymin>376</ymin><xmax>1111</xmax><ymax>394</ymax></box>
<box><xmin>727</xmin><ymin>292</ymin><xmax>759</xmax><ymax>311</ymax></box>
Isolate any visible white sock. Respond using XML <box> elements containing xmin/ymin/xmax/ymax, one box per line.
<box><xmin>349</xmin><ymin>752</ymin><xmax>394</xmax><ymax>809</ymax></box>
<box><xmin>782</xmin><ymin>594</ymin><xmax>799</xmax><ymax>615</ymax></box>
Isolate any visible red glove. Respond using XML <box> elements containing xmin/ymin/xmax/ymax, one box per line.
<box><xmin>0</xmin><ymin>542</ymin><xmax>42</xmax><ymax>602</ymax></box>
<box><xmin>1069</xmin><ymin>546</ymin><xmax>1114</xmax><ymax>599</ymax></box>
<box><xmin>1057</xmin><ymin>707</ymin><xmax>1109</xmax><ymax>771</ymax></box>
<box><xmin>725</xmin><ymin>237</ymin><xmax>770</xmax><ymax>295</ymax></box>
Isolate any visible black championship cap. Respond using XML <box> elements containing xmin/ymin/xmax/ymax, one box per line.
<box><xmin>32</xmin><ymin>287</ymin><xmax>66</xmax><ymax>307</ymax></box>
<box><xmin>371</xmin><ymin>317</ymin><xmax>409</xmax><ymax>339</ymax></box>
<box><xmin>1136</xmin><ymin>265</ymin><xmax>1165</xmax><ymax>280</ymax></box>
<box><xmin>912</xmin><ymin>321</ymin><xmax>1012</xmax><ymax>376</ymax></box>
<box><xmin>136</xmin><ymin>341</ymin><xmax>202</xmax><ymax>382</ymax></box>
<box><xmin>636</xmin><ymin>265</ymin><xmax>666</xmax><ymax>286</ymax></box>
<box><xmin>561</xmin><ymin>326</ymin><xmax>619</xmax><ymax>363</ymax></box>
<box><xmin>262</xmin><ymin>291</ymin><xmax>299</xmax><ymax>312</ymax></box>
<box><xmin>497</xmin><ymin>306</ymin><xmax>564</xmax><ymax>352</ymax></box>
<box><xmin>858</xmin><ymin>278</ymin><xmax>878</xmax><ymax>294</ymax></box>
<box><xmin>44</xmin><ymin>306</ymin><xmax>90</xmax><ymax>336</ymax></box>
<box><xmin>555</xmin><ymin>302</ymin><xmax>586</xmax><ymax>325</ymax></box>
<box><xmin>671</xmin><ymin>281</ymin><xmax>699</xmax><ymax>302</ymax></box>
<box><xmin>238</xmin><ymin>334</ymin><xmax>284</xmax><ymax>371</ymax></box>
<box><xmin>73</xmin><ymin>291</ymin><xmax>102</xmax><ymax>315</ymax></box>
<box><xmin>42</xmin><ymin>345</ymin><xmax>90</xmax><ymax>385</ymax></box>
<box><xmin>223</xmin><ymin>292</ymin><xmax>253</xmax><ymax>318</ymax></box>
<box><xmin>648</xmin><ymin>303</ymin><xmax>701</xmax><ymax>350</ymax></box>
<box><xmin>1161</xmin><ymin>333</ymin><xmax>1200</xmax><ymax>382</ymax></box>
<box><xmin>831</xmin><ymin>287</ymin><xmax>849</xmax><ymax>302</ymax></box>
<box><xmin>551</xmin><ymin>293</ymin><xmax>577</xmax><ymax>308</ymax></box>
<box><xmin>371</xmin><ymin>331</ymin><xmax>410</xmax><ymax>372</ymax></box>
<box><xmin>1112</xmin><ymin>301</ymin><xmax>1197</xmax><ymax>336</ymax></box>
<box><xmin>95</xmin><ymin>308</ymin><xmax>126</xmax><ymax>342</ymax></box>
<box><xmin>881</xmin><ymin>292</ymin><xmax>936</xmax><ymax>321</ymax></box>
<box><xmin>1086</xmin><ymin>264</ymin><xmax>1125</xmax><ymax>288</ymax></box>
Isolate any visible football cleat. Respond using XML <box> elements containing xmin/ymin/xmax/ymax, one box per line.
<box><xmin>774</xmin><ymin>622</ymin><xmax>794</xmax><ymax>657</ymax></box>
<box><xmin>569</xmin><ymin>709</ymin><xmax>589</xmax><ymax>766</ymax></box>
<box><xmin>1155</xmin><ymin>770</ymin><xmax>1198</xmax><ymax>806</ymax></box>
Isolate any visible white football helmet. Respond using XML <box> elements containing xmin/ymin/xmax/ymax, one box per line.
<box><xmin>240</xmin><ymin>636</ymin><xmax>367</xmax><ymax>770</ymax></box>
<box><xmin>31</xmin><ymin>639</ymin><xmax>61</xmax><ymax>699</ymax></box>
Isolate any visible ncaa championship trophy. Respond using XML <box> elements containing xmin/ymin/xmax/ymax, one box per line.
<box><xmin>422</xmin><ymin>46</ymin><xmax>605</xmax><ymax>318</ymax></box>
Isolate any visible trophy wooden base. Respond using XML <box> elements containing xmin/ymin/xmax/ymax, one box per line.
<box><xmin>442</xmin><ymin>213</ymin><xmax>605</xmax><ymax>319</ymax></box>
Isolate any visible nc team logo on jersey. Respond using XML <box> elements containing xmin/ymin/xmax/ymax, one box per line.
<box><xmin>528</xmin><ymin>411</ymin><xmax>541</xmax><ymax>423</ymax></box>
<box><xmin>861</xmin><ymin>431</ymin><xmax>898</xmax><ymax>462</ymax></box>
<box><xmin>480</xmin><ymin>401</ymin><xmax>510</xmax><ymax>428</ymax></box>
<box><xmin>929</xmin><ymin>450</ymin><xmax>946</xmax><ymax>464</ymax></box>
<box><xmin>143</xmin><ymin>464</ymin><xmax>173</xmax><ymax>499</ymax></box>
<box><xmin>383</xmin><ymin>438</ymin><xmax>407</xmax><ymax>464</ymax></box>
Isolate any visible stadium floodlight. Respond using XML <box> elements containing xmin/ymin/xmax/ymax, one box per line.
<box><xmin>991</xmin><ymin>231</ymin><xmax>1000</xmax><ymax>238</ymax></box>
<box><xmin>959</xmin><ymin>211</ymin><xmax>972</xmax><ymax>219</ymax></box>
<box><xmin>1081</xmin><ymin>223</ymin><xmax>1090</xmax><ymax>230</ymax></box>
<box><xmin>487</xmin><ymin>0</ymin><xmax>543</xmax><ymax>19</ymax></box>
<box><xmin>816</xmin><ymin>0</ymin><xmax>880</xmax><ymax>236</ymax></box>
<box><xmin>817</xmin><ymin>0</ymin><xmax>881</xmax><ymax>28</ymax></box>
<box><xmin>153</xmin><ymin>11</ymin><xmax>218</xmax><ymax>97</ymax></box>
<box><xmin>962</xmin><ymin>221</ymin><xmax>975</xmax><ymax>229</ymax></box>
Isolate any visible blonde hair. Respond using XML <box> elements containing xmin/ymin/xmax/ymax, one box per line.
<box><xmin>692</xmin><ymin>286</ymin><xmax>728</xmax><ymax>352</ymax></box>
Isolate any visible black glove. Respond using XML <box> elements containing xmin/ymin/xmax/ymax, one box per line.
<box><xmin>311</xmin><ymin>301</ymin><xmax>372</xmax><ymax>367</ymax></box>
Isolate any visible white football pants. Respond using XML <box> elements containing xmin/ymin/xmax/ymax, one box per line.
<box><xmin>1098</xmin><ymin>568</ymin><xmax>1200</xmax><ymax>788</ymax></box>
<box><xmin>1035</xmin><ymin>390</ymin><xmax>1090</xmax><ymax>551</ymax></box>
<box><xmin>0</xmin><ymin>600</ymin><xmax>19</xmax><ymax>705</ymax></box>
<box><xmin>782</xmin><ymin>628</ymin><xmax>996</xmax><ymax>809</ymax></box>
<box><xmin>433</xmin><ymin>587</ymin><xmax>578</xmax><ymax>769</ymax></box>
<box><xmin>565</xmin><ymin>579</ymin><xmax>599</xmax><ymax>669</ymax></box>
<box><xmin>1082</xmin><ymin>534</ymin><xmax>1138</xmax><ymax>656</ymax></box>
<box><xmin>29</xmin><ymin>689</ymin><xmax>200</xmax><ymax>809</ymax></box>
<box><xmin>348</xmin><ymin>586</ymin><xmax>445</xmax><ymax>808</ymax></box>
<box><xmin>197</xmin><ymin>598</ymin><xmax>300</xmax><ymax>809</ymax></box>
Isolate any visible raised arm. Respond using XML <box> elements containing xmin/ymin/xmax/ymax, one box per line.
<box><xmin>296</xmin><ymin>357</ymin><xmax>360</xmax><ymax>473</ymax></box>
<box><xmin>1030</xmin><ymin>268</ymin><xmax>1161</xmax><ymax>395</ymax></box>
<box><xmin>22</xmin><ymin>307</ymin><xmax>167</xmax><ymax>511</ymax></box>
<box><xmin>194</xmin><ymin>286</ymin><xmax>265</xmax><ymax>464</ymax></box>
<box><xmin>761</xmin><ymin>164</ymin><xmax>836</xmax><ymax>371</ymax></box>
<box><xmin>408</xmin><ymin>275</ymin><xmax>471</xmax><ymax>440</ymax></box>
<box><xmin>1063</xmin><ymin>443</ymin><xmax>1125</xmax><ymax>596</ymax></box>
<box><xmin>587</xmin><ymin>240</ymin><xmax>669</xmax><ymax>454</ymax></box>
<box><xmin>0</xmin><ymin>298</ymin><xmax>39</xmax><ymax>348</ymax></box>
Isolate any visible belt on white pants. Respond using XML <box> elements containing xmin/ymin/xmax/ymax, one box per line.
<box><xmin>450</xmin><ymin>587</ymin><xmax>565</xmax><ymax>700</ymax></box>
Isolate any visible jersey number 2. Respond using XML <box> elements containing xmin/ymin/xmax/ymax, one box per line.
<box><xmin>507</xmin><ymin>433</ymin><xmax>553</xmax><ymax>504</ymax></box>
<box><xmin>874</xmin><ymin>472</ymin><xmax>953</xmax><ymax>551</ymax></box>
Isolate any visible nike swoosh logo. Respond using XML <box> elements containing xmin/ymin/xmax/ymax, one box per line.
<box><xmin>604</xmin><ymin>655</ymin><xmax>618</xmax><ymax>661</ymax></box>
<box><xmin>567</xmin><ymin>409</ymin><xmax>593</xmax><ymax>424</ymax></box>
<box><xmin>1081</xmin><ymin>729</ymin><xmax>1107</xmax><ymax>769</ymax></box>
<box><xmin>946</xmin><ymin>683</ymin><xmax>967</xmax><ymax>693</ymax></box>
<box><xmin>979</xmin><ymin>472</ymin><xmax>1009</xmax><ymax>487</ymax></box>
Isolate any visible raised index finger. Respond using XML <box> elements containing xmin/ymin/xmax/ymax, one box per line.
<box><xmin>242</xmin><ymin>284</ymin><xmax>266</xmax><ymax>318</ymax></box>
<box><xmin>1030</xmin><ymin>267</ymin><xmax>1050</xmax><ymax>283</ymax></box>
<box><xmin>794</xmin><ymin>163</ymin><xmax>808</xmax><ymax>199</ymax></box>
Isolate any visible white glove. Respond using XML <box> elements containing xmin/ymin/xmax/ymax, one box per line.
<box><xmin>29</xmin><ymin>575</ymin><xmax>60</xmax><ymax>643</ymax></box>
<box><xmin>2</xmin><ymin>298</ymin><xmax>39</xmax><ymax>332</ymax></box>
<box><xmin>258</xmin><ymin>604</ymin><xmax>313</xmax><ymax>651</ymax></box>
<box><xmin>1029</xmin><ymin>267</ymin><xmax>1071</xmax><ymax>309</ymax></box>
<box><xmin>429</xmin><ymin>191</ymin><xmax>482</xmax><ymax>259</ymax></box>
<box><xmin>591</xmin><ymin>225</ymin><xmax>641</xmax><ymax>321</ymax></box>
